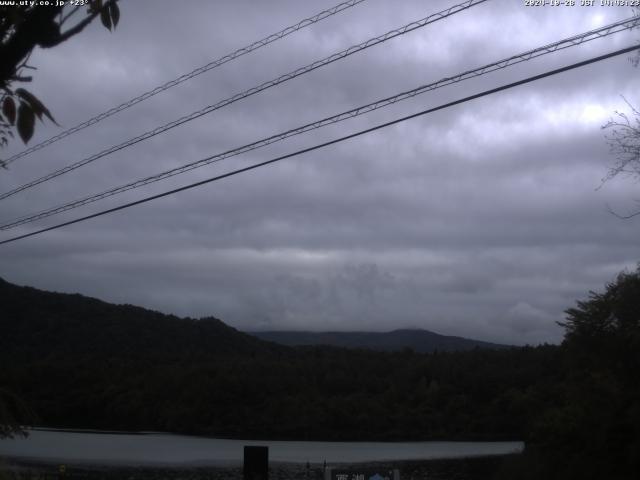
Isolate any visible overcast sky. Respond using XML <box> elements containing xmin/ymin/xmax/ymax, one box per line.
<box><xmin>1</xmin><ymin>0</ymin><xmax>639</xmax><ymax>345</ymax></box>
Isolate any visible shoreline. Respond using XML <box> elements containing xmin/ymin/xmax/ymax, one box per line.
<box><xmin>27</xmin><ymin>427</ymin><xmax>522</xmax><ymax>443</ymax></box>
<box><xmin>1</xmin><ymin>454</ymin><xmax>521</xmax><ymax>480</ymax></box>
<box><xmin>0</xmin><ymin>431</ymin><xmax>523</xmax><ymax>466</ymax></box>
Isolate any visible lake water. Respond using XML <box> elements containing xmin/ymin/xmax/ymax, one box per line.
<box><xmin>0</xmin><ymin>429</ymin><xmax>523</xmax><ymax>466</ymax></box>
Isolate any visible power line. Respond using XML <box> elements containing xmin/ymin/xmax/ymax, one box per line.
<box><xmin>2</xmin><ymin>15</ymin><xmax>637</xmax><ymax>231</ymax></box>
<box><xmin>1</xmin><ymin>44</ymin><xmax>636</xmax><ymax>247</ymax></box>
<box><xmin>0</xmin><ymin>0</ymin><xmax>489</xmax><ymax>201</ymax></box>
<box><xmin>0</xmin><ymin>0</ymin><xmax>368</xmax><ymax>167</ymax></box>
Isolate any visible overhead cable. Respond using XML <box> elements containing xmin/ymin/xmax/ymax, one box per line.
<box><xmin>1</xmin><ymin>44</ymin><xmax>637</xmax><ymax>247</ymax></box>
<box><xmin>0</xmin><ymin>0</ymin><xmax>368</xmax><ymax>167</ymax></box>
<box><xmin>0</xmin><ymin>0</ymin><xmax>489</xmax><ymax>201</ymax></box>
<box><xmin>2</xmin><ymin>15</ymin><xmax>637</xmax><ymax>231</ymax></box>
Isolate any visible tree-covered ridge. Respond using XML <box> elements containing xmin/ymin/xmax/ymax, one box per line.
<box><xmin>249</xmin><ymin>329</ymin><xmax>509</xmax><ymax>353</ymax></box>
<box><xmin>0</xmin><ymin>277</ymin><xmax>277</xmax><ymax>360</ymax></box>
<box><xmin>0</xmin><ymin>276</ymin><xmax>554</xmax><ymax>440</ymax></box>
<box><xmin>1</xmin><ymin>266</ymin><xmax>639</xmax><ymax>479</ymax></box>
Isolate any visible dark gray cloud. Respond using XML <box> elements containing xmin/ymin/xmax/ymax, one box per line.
<box><xmin>1</xmin><ymin>0</ymin><xmax>639</xmax><ymax>345</ymax></box>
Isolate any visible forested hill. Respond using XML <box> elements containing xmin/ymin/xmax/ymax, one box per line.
<box><xmin>0</xmin><ymin>275</ymin><xmax>556</xmax><ymax>441</ymax></box>
<box><xmin>0</xmin><ymin>277</ymin><xmax>280</xmax><ymax>359</ymax></box>
<box><xmin>249</xmin><ymin>329</ymin><xmax>509</xmax><ymax>353</ymax></box>
<box><xmin>2</xmin><ymin>266</ymin><xmax>639</xmax><ymax>478</ymax></box>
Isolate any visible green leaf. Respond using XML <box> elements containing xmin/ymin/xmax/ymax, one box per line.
<box><xmin>15</xmin><ymin>88</ymin><xmax>57</xmax><ymax>125</ymax></box>
<box><xmin>100</xmin><ymin>5</ymin><xmax>112</xmax><ymax>30</ymax></box>
<box><xmin>110</xmin><ymin>2</ymin><xmax>120</xmax><ymax>29</ymax></box>
<box><xmin>17</xmin><ymin>101</ymin><xmax>35</xmax><ymax>144</ymax></box>
<box><xmin>2</xmin><ymin>97</ymin><xmax>16</xmax><ymax>125</ymax></box>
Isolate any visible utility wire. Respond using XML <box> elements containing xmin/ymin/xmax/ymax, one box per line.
<box><xmin>2</xmin><ymin>15</ymin><xmax>637</xmax><ymax>231</ymax></box>
<box><xmin>1</xmin><ymin>0</ymin><xmax>368</xmax><ymax>167</ymax></box>
<box><xmin>1</xmin><ymin>44</ymin><xmax>636</xmax><ymax>247</ymax></box>
<box><xmin>0</xmin><ymin>0</ymin><xmax>489</xmax><ymax>201</ymax></box>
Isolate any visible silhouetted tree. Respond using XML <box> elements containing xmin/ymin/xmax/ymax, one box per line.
<box><xmin>602</xmin><ymin>102</ymin><xmax>640</xmax><ymax>218</ymax></box>
<box><xmin>562</xmin><ymin>264</ymin><xmax>640</xmax><ymax>343</ymax></box>
<box><xmin>601</xmin><ymin>20</ymin><xmax>640</xmax><ymax>218</ymax></box>
<box><xmin>524</xmin><ymin>265</ymin><xmax>640</xmax><ymax>479</ymax></box>
<box><xmin>0</xmin><ymin>0</ymin><xmax>120</xmax><ymax>159</ymax></box>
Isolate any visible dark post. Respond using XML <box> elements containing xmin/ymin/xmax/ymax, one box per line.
<box><xmin>243</xmin><ymin>445</ymin><xmax>268</xmax><ymax>480</ymax></box>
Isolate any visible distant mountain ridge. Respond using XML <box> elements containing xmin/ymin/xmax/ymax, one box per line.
<box><xmin>248</xmin><ymin>329</ymin><xmax>509</xmax><ymax>353</ymax></box>
<box><xmin>0</xmin><ymin>276</ymin><xmax>505</xmax><ymax>357</ymax></box>
<box><xmin>0</xmin><ymin>275</ymin><xmax>558</xmax><ymax>442</ymax></box>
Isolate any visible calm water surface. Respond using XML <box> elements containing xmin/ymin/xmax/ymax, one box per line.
<box><xmin>0</xmin><ymin>429</ymin><xmax>524</xmax><ymax>466</ymax></box>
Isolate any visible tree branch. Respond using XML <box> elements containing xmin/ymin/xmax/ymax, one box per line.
<box><xmin>0</xmin><ymin>1</ymin><xmax>118</xmax><ymax>86</ymax></box>
<box><xmin>0</xmin><ymin>7</ymin><xmax>63</xmax><ymax>86</ymax></box>
<box><xmin>59</xmin><ymin>5</ymin><xmax>82</xmax><ymax>27</ymax></box>
<box><xmin>57</xmin><ymin>0</ymin><xmax>119</xmax><ymax>44</ymax></box>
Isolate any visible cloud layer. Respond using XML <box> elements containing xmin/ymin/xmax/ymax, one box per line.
<box><xmin>1</xmin><ymin>0</ymin><xmax>639</xmax><ymax>344</ymax></box>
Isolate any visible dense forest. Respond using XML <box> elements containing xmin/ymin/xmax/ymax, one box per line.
<box><xmin>1</xmin><ymin>266</ymin><xmax>639</xmax><ymax>479</ymax></box>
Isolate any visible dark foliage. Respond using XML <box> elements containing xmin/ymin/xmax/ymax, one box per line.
<box><xmin>2</xmin><ymin>268</ymin><xmax>639</xmax><ymax>479</ymax></box>
<box><xmin>494</xmin><ymin>265</ymin><xmax>640</xmax><ymax>480</ymax></box>
<box><xmin>0</xmin><ymin>387</ymin><xmax>36</xmax><ymax>438</ymax></box>
<box><xmin>0</xmin><ymin>277</ymin><xmax>558</xmax><ymax>441</ymax></box>
<box><xmin>250</xmin><ymin>329</ymin><xmax>510</xmax><ymax>353</ymax></box>
<box><xmin>0</xmin><ymin>1</ymin><xmax>120</xmax><ymax>153</ymax></box>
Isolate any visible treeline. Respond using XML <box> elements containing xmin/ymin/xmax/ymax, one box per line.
<box><xmin>0</xmin><ymin>277</ymin><xmax>559</xmax><ymax>440</ymax></box>
<box><xmin>1</xmin><ymin>268</ymin><xmax>639</xmax><ymax>479</ymax></box>
<box><xmin>508</xmin><ymin>266</ymin><xmax>640</xmax><ymax>480</ymax></box>
<box><xmin>2</xmin><ymin>343</ymin><xmax>561</xmax><ymax>441</ymax></box>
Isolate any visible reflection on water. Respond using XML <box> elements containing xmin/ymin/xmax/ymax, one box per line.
<box><xmin>0</xmin><ymin>429</ymin><xmax>524</xmax><ymax>466</ymax></box>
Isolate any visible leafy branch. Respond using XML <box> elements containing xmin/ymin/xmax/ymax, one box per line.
<box><xmin>0</xmin><ymin>0</ymin><xmax>120</xmax><ymax>165</ymax></box>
